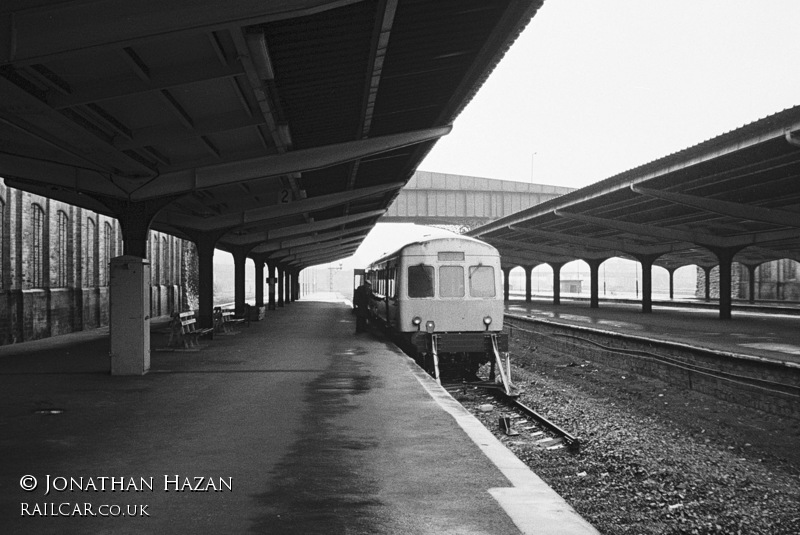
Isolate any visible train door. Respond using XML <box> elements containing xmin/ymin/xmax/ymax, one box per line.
<box><xmin>386</xmin><ymin>263</ymin><xmax>398</xmax><ymax>328</ymax></box>
<box><xmin>352</xmin><ymin>269</ymin><xmax>365</xmax><ymax>310</ymax></box>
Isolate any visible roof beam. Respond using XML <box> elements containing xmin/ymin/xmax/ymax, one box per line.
<box><xmin>345</xmin><ymin>0</ymin><xmax>399</xmax><ymax>192</ymax></box>
<box><xmin>555</xmin><ymin>210</ymin><xmax>800</xmax><ymax>250</ymax></box>
<box><xmin>128</xmin><ymin>126</ymin><xmax>451</xmax><ymax>200</ymax></box>
<box><xmin>0</xmin><ymin>76</ymin><xmax>156</xmax><ymax>177</ymax></box>
<box><xmin>507</xmin><ymin>225</ymin><xmax>675</xmax><ymax>257</ymax></box>
<box><xmin>280</xmin><ymin>245</ymin><xmax>359</xmax><ymax>266</ymax></box>
<box><xmin>1</xmin><ymin>0</ymin><xmax>365</xmax><ymax>65</ymax></box>
<box><xmin>223</xmin><ymin>209</ymin><xmax>385</xmax><ymax>246</ymax></box>
<box><xmin>48</xmin><ymin>61</ymin><xmax>246</xmax><ymax>109</ymax></box>
<box><xmin>488</xmin><ymin>237</ymin><xmax>613</xmax><ymax>261</ymax></box>
<box><xmin>631</xmin><ymin>185</ymin><xmax>800</xmax><ymax>228</ymax></box>
<box><xmin>158</xmin><ymin>181</ymin><xmax>402</xmax><ymax>231</ymax></box>
<box><xmin>250</xmin><ymin>225</ymin><xmax>372</xmax><ymax>254</ymax></box>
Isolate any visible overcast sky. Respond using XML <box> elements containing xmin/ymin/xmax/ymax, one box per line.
<box><xmin>419</xmin><ymin>0</ymin><xmax>800</xmax><ymax>189</ymax></box>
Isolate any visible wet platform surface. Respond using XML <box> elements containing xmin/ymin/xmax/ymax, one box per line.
<box><xmin>506</xmin><ymin>298</ymin><xmax>800</xmax><ymax>365</ymax></box>
<box><xmin>0</xmin><ymin>293</ymin><xmax>596</xmax><ymax>534</ymax></box>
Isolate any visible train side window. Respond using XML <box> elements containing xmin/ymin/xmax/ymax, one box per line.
<box><xmin>439</xmin><ymin>266</ymin><xmax>465</xmax><ymax>297</ymax></box>
<box><xmin>408</xmin><ymin>265</ymin><xmax>434</xmax><ymax>298</ymax></box>
<box><xmin>469</xmin><ymin>265</ymin><xmax>496</xmax><ymax>297</ymax></box>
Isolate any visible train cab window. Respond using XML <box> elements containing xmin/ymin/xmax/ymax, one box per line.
<box><xmin>468</xmin><ymin>266</ymin><xmax>496</xmax><ymax>297</ymax></box>
<box><xmin>408</xmin><ymin>265</ymin><xmax>434</xmax><ymax>298</ymax></box>
<box><xmin>439</xmin><ymin>266</ymin><xmax>465</xmax><ymax>297</ymax></box>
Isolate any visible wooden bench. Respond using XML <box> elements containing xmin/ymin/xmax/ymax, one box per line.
<box><xmin>213</xmin><ymin>306</ymin><xmax>248</xmax><ymax>335</ymax></box>
<box><xmin>166</xmin><ymin>311</ymin><xmax>213</xmax><ymax>350</ymax></box>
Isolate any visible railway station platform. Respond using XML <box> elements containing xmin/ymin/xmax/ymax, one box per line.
<box><xmin>506</xmin><ymin>298</ymin><xmax>800</xmax><ymax>366</ymax></box>
<box><xmin>0</xmin><ymin>293</ymin><xmax>597</xmax><ymax>535</ymax></box>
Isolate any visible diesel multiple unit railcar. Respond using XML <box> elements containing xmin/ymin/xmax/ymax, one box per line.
<box><xmin>363</xmin><ymin>236</ymin><xmax>517</xmax><ymax>395</ymax></box>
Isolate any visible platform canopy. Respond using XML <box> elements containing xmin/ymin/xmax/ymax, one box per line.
<box><xmin>0</xmin><ymin>0</ymin><xmax>542</xmax><ymax>268</ymax></box>
<box><xmin>469</xmin><ymin>106</ymin><xmax>800</xmax><ymax>273</ymax></box>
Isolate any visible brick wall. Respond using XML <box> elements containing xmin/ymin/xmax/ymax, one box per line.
<box><xmin>0</xmin><ymin>179</ymin><xmax>194</xmax><ymax>345</ymax></box>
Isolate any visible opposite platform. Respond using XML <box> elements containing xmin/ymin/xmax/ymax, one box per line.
<box><xmin>0</xmin><ymin>294</ymin><xmax>597</xmax><ymax>534</ymax></box>
<box><xmin>507</xmin><ymin>298</ymin><xmax>800</xmax><ymax>366</ymax></box>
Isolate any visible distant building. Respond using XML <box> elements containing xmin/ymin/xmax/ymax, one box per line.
<box><xmin>697</xmin><ymin>261</ymin><xmax>800</xmax><ymax>301</ymax></box>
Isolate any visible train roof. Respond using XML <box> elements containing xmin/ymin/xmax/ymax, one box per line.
<box><xmin>368</xmin><ymin>235</ymin><xmax>498</xmax><ymax>266</ymax></box>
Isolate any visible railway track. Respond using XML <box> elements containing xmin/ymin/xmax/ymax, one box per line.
<box><xmin>444</xmin><ymin>380</ymin><xmax>581</xmax><ymax>453</ymax></box>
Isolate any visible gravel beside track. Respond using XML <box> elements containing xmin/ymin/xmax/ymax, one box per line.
<box><xmin>456</xmin><ymin>333</ymin><xmax>800</xmax><ymax>534</ymax></box>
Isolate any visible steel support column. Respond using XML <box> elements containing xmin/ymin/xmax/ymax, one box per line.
<box><xmin>524</xmin><ymin>266</ymin><xmax>533</xmax><ymax>302</ymax></box>
<box><xmin>746</xmin><ymin>264</ymin><xmax>758</xmax><ymax>304</ymax></box>
<box><xmin>277</xmin><ymin>265</ymin><xmax>285</xmax><ymax>307</ymax></box>
<box><xmin>586</xmin><ymin>259</ymin><xmax>605</xmax><ymax>309</ymax></box>
<box><xmin>232</xmin><ymin>248</ymin><xmax>248</xmax><ymax>315</ymax></box>
<box><xmin>549</xmin><ymin>262</ymin><xmax>564</xmax><ymax>306</ymax></box>
<box><xmin>195</xmin><ymin>237</ymin><xmax>217</xmax><ymax>329</ymax></box>
<box><xmin>712</xmin><ymin>249</ymin><xmax>739</xmax><ymax>320</ymax></box>
<box><xmin>502</xmin><ymin>266</ymin><xmax>511</xmax><ymax>302</ymax></box>
<box><xmin>267</xmin><ymin>262</ymin><xmax>276</xmax><ymax>310</ymax></box>
<box><xmin>702</xmin><ymin>266</ymin><xmax>713</xmax><ymax>301</ymax></box>
<box><xmin>635</xmin><ymin>255</ymin><xmax>659</xmax><ymax>314</ymax></box>
<box><xmin>254</xmin><ymin>258</ymin><xmax>265</xmax><ymax>308</ymax></box>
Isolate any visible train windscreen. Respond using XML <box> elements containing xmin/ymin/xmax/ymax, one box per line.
<box><xmin>408</xmin><ymin>265</ymin><xmax>434</xmax><ymax>297</ymax></box>
<box><xmin>469</xmin><ymin>266</ymin><xmax>496</xmax><ymax>297</ymax></box>
<box><xmin>439</xmin><ymin>266</ymin><xmax>465</xmax><ymax>297</ymax></box>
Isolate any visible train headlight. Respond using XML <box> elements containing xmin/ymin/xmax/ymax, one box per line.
<box><xmin>412</xmin><ymin>316</ymin><xmax>422</xmax><ymax>330</ymax></box>
<box><xmin>425</xmin><ymin>320</ymin><xmax>435</xmax><ymax>333</ymax></box>
<box><xmin>483</xmin><ymin>316</ymin><xmax>492</xmax><ymax>330</ymax></box>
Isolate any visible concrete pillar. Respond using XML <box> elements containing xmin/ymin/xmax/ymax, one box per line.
<box><xmin>109</xmin><ymin>256</ymin><xmax>150</xmax><ymax>375</ymax></box>
<box><xmin>549</xmin><ymin>262</ymin><xmax>564</xmax><ymax>305</ymax></box>
<box><xmin>502</xmin><ymin>266</ymin><xmax>511</xmax><ymax>301</ymax></box>
<box><xmin>104</xmin><ymin>200</ymin><xmax>159</xmax><ymax>376</ymax></box>
<box><xmin>277</xmin><ymin>265</ymin><xmax>285</xmax><ymax>307</ymax></box>
<box><xmin>524</xmin><ymin>266</ymin><xmax>533</xmax><ymax>302</ymax></box>
<box><xmin>267</xmin><ymin>262</ymin><xmax>276</xmax><ymax>310</ymax></box>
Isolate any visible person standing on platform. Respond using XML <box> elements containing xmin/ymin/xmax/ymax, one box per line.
<box><xmin>353</xmin><ymin>280</ymin><xmax>373</xmax><ymax>333</ymax></box>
